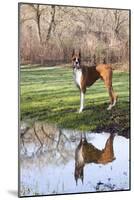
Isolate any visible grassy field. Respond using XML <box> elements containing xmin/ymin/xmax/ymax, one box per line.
<box><xmin>20</xmin><ymin>65</ymin><xmax>130</xmax><ymax>138</ymax></box>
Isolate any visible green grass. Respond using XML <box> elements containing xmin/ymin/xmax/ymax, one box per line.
<box><xmin>20</xmin><ymin>66</ymin><xmax>130</xmax><ymax>137</ymax></box>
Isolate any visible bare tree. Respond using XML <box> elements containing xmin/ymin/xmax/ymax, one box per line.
<box><xmin>19</xmin><ymin>4</ymin><xmax>129</xmax><ymax>67</ymax></box>
<box><xmin>112</xmin><ymin>10</ymin><xmax>129</xmax><ymax>39</ymax></box>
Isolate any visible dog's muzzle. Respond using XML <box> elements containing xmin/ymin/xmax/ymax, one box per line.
<box><xmin>73</xmin><ymin>63</ymin><xmax>81</xmax><ymax>69</ymax></box>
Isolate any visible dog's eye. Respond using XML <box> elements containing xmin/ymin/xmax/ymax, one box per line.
<box><xmin>73</xmin><ymin>58</ymin><xmax>76</xmax><ymax>61</ymax></box>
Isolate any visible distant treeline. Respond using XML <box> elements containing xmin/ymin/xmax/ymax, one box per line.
<box><xmin>19</xmin><ymin>4</ymin><xmax>130</xmax><ymax>67</ymax></box>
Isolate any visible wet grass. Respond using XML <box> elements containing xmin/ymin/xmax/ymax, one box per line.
<box><xmin>20</xmin><ymin>66</ymin><xmax>130</xmax><ymax>137</ymax></box>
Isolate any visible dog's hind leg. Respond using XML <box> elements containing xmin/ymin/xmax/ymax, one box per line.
<box><xmin>102</xmin><ymin>71</ymin><xmax>117</xmax><ymax>110</ymax></box>
<box><xmin>107</xmin><ymin>86</ymin><xmax>115</xmax><ymax>110</ymax></box>
<box><xmin>106</xmin><ymin>85</ymin><xmax>117</xmax><ymax>110</ymax></box>
<box><xmin>111</xmin><ymin>88</ymin><xmax>118</xmax><ymax>107</ymax></box>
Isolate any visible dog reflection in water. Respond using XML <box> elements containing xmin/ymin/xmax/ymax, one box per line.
<box><xmin>74</xmin><ymin>133</ymin><xmax>116</xmax><ymax>185</ymax></box>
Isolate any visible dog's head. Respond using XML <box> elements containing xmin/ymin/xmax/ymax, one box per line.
<box><xmin>72</xmin><ymin>49</ymin><xmax>81</xmax><ymax>69</ymax></box>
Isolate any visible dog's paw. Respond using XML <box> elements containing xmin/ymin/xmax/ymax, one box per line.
<box><xmin>107</xmin><ymin>105</ymin><xmax>112</xmax><ymax>110</ymax></box>
<box><xmin>78</xmin><ymin>108</ymin><xmax>83</xmax><ymax>113</ymax></box>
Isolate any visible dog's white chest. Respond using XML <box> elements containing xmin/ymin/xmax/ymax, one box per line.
<box><xmin>73</xmin><ymin>69</ymin><xmax>82</xmax><ymax>88</ymax></box>
<box><xmin>76</xmin><ymin>145</ymin><xmax>84</xmax><ymax>165</ymax></box>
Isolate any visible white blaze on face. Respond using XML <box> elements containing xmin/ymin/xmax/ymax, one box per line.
<box><xmin>73</xmin><ymin>57</ymin><xmax>76</xmax><ymax>66</ymax></box>
<box><xmin>75</xmin><ymin>57</ymin><xmax>80</xmax><ymax>67</ymax></box>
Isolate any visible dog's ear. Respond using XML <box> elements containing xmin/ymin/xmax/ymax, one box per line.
<box><xmin>72</xmin><ymin>49</ymin><xmax>75</xmax><ymax>58</ymax></box>
<box><xmin>79</xmin><ymin>49</ymin><xmax>81</xmax><ymax>59</ymax></box>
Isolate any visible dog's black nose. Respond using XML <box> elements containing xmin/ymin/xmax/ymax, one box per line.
<box><xmin>76</xmin><ymin>61</ymin><xmax>78</xmax><ymax>64</ymax></box>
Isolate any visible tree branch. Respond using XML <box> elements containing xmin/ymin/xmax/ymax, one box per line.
<box><xmin>33</xmin><ymin>124</ymin><xmax>43</xmax><ymax>147</ymax></box>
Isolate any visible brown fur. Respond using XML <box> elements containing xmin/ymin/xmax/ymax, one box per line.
<box><xmin>80</xmin><ymin>64</ymin><xmax>117</xmax><ymax>105</ymax></box>
<box><xmin>74</xmin><ymin>133</ymin><xmax>115</xmax><ymax>184</ymax></box>
<box><xmin>72</xmin><ymin>50</ymin><xmax>117</xmax><ymax>109</ymax></box>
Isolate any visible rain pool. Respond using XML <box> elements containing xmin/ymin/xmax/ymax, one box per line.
<box><xmin>19</xmin><ymin>123</ymin><xmax>130</xmax><ymax>196</ymax></box>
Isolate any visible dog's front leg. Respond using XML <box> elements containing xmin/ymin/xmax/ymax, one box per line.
<box><xmin>79</xmin><ymin>91</ymin><xmax>84</xmax><ymax>113</ymax></box>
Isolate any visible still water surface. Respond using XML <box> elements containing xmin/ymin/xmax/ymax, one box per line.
<box><xmin>20</xmin><ymin>123</ymin><xmax>129</xmax><ymax>196</ymax></box>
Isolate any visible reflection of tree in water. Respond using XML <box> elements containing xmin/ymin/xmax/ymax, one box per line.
<box><xmin>20</xmin><ymin>123</ymin><xmax>129</xmax><ymax>193</ymax></box>
<box><xmin>20</xmin><ymin>123</ymin><xmax>116</xmax><ymax>169</ymax></box>
<box><xmin>20</xmin><ymin>122</ymin><xmax>76</xmax><ymax>165</ymax></box>
<box><xmin>74</xmin><ymin>133</ymin><xmax>116</xmax><ymax>185</ymax></box>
